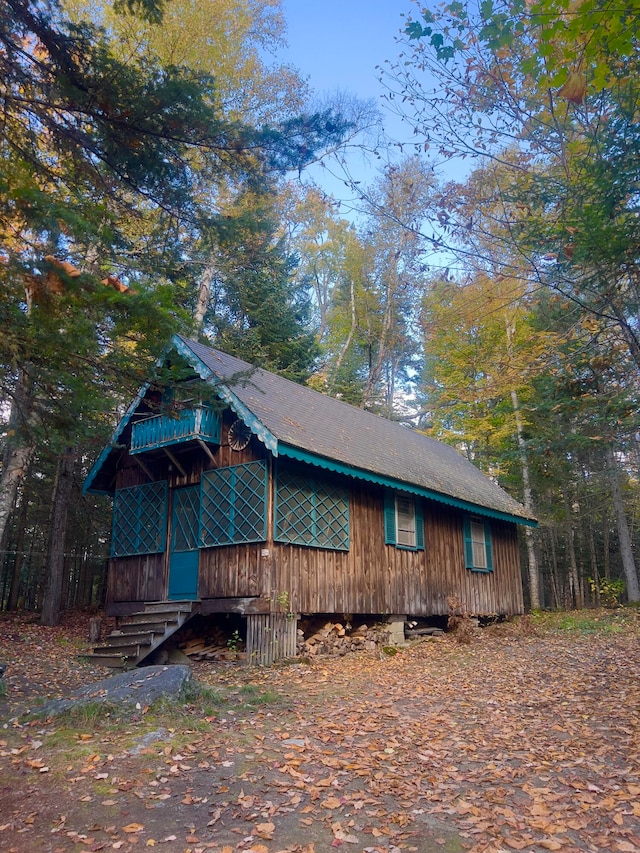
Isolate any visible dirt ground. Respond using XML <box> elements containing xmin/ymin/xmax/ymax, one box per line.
<box><xmin>0</xmin><ymin>610</ymin><xmax>639</xmax><ymax>853</ymax></box>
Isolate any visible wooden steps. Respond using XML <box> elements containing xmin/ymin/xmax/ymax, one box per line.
<box><xmin>88</xmin><ymin>602</ymin><xmax>196</xmax><ymax>669</ymax></box>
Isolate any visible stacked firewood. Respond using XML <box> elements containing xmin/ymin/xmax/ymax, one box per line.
<box><xmin>178</xmin><ymin>625</ymin><xmax>243</xmax><ymax>661</ymax></box>
<box><xmin>296</xmin><ymin>619</ymin><xmax>388</xmax><ymax>657</ymax></box>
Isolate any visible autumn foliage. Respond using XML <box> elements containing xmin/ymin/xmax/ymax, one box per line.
<box><xmin>0</xmin><ymin>609</ymin><xmax>638</xmax><ymax>852</ymax></box>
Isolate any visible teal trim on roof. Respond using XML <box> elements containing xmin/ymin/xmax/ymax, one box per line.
<box><xmin>171</xmin><ymin>336</ymin><xmax>278</xmax><ymax>455</ymax></box>
<box><xmin>82</xmin><ymin>381</ymin><xmax>151</xmax><ymax>495</ymax></box>
<box><xmin>278</xmin><ymin>443</ymin><xmax>537</xmax><ymax>528</ymax></box>
<box><xmin>83</xmin><ymin>335</ymin><xmax>537</xmax><ymax>527</ymax></box>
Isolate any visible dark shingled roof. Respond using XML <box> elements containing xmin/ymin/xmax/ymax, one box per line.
<box><xmin>178</xmin><ymin>336</ymin><xmax>534</xmax><ymax>525</ymax></box>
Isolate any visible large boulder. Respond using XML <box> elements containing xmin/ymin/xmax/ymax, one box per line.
<box><xmin>39</xmin><ymin>665</ymin><xmax>194</xmax><ymax>718</ymax></box>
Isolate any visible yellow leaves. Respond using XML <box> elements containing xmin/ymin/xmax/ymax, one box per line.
<box><xmin>255</xmin><ymin>821</ymin><xmax>275</xmax><ymax>840</ymax></box>
<box><xmin>539</xmin><ymin>839</ymin><xmax>564</xmax><ymax>850</ymax></box>
<box><xmin>122</xmin><ymin>822</ymin><xmax>145</xmax><ymax>833</ymax></box>
<box><xmin>320</xmin><ymin>796</ymin><xmax>342</xmax><ymax>810</ymax></box>
<box><xmin>504</xmin><ymin>838</ymin><xmax>530</xmax><ymax>850</ymax></box>
<box><xmin>558</xmin><ymin>70</ymin><xmax>587</xmax><ymax>103</ymax></box>
<box><xmin>24</xmin><ymin>758</ymin><xmax>49</xmax><ymax>772</ymax></box>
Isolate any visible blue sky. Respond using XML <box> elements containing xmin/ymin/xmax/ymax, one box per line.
<box><xmin>278</xmin><ymin>1</ymin><xmax>415</xmax><ymax>204</ymax></box>
<box><xmin>281</xmin><ymin>1</ymin><xmax>409</xmax><ymax>104</ymax></box>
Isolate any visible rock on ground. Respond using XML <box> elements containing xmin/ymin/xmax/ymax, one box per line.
<box><xmin>39</xmin><ymin>664</ymin><xmax>194</xmax><ymax>717</ymax></box>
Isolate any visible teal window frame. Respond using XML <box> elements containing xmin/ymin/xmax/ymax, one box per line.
<box><xmin>111</xmin><ymin>481</ymin><xmax>168</xmax><ymax>557</ymax></box>
<box><xmin>384</xmin><ymin>490</ymin><xmax>425</xmax><ymax>551</ymax></box>
<box><xmin>200</xmin><ymin>461</ymin><xmax>267</xmax><ymax>547</ymax></box>
<box><xmin>274</xmin><ymin>466</ymin><xmax>350</xmax><ymax>551</ymax></box>
<box><xmin>463</xmin><ymin>515</ymin><xmax>494</xmax><ymax>572</ymax></box>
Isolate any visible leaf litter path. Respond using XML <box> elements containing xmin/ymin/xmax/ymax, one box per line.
<box><xmin>1</xmin><ymin>621</ymin><xmax>639</xmax><ymax>853</ymax></box>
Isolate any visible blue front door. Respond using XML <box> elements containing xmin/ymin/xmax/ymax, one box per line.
<box><xmin>168</xmin><ymin>486</ymin><xmax>200</xmax><ymax>600</ymax></box>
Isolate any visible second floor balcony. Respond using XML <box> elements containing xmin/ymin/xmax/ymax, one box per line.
<box><xmin>130</xmin><ymin>406</ymin><xmax>220</xmax><ymax>455</ymax></box>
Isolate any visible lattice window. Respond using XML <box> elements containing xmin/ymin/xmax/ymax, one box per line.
<box><xmin>200</xmin><ymin>461</ymin><xmax>267</xmax><ymax>547</ymax></box>
<box><xmin>111</xmin><ymin>481</ymin><xmax>167</xmax><ymax>557</ymax></box>
<box><xmin>172</xmin><ymin>486</ymin><xmax>200</xmax><ymax>552</ymax></box>
<box><xmin>275</xmin><ymin>468</ymin><xmax>349</xmax><ymax>551</ymax></box>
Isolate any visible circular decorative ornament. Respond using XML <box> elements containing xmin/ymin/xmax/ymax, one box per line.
<box><xmin>228</xmin><ymin>419</ymin><xmax>252</xmax><ymax>451</ymax></box>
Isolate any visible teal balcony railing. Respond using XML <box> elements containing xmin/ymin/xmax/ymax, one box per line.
<box><xmin>130</xmin><ymin>407</ymin><xmax>220</xmax><ymax>455</ymax></box>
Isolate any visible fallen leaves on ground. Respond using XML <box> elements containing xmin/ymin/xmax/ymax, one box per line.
<box><xmin>0</xmin><ymin>611</ymin><xmax>638</xmax><ymax>853</ymax></box>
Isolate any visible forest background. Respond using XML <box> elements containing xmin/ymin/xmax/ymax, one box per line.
<box><xmin>1</xmin><ymin>0</ymin><xmax>639</xmax><ymax>625</ymax></box>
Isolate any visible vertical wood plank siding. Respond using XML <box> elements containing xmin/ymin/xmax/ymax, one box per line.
<box><xmin>272</xmin><ymin>481</ymin><xmax>523</xmax><ymax>617</ymax></box>
<box><xmin>246</xmin><ymin>613</ymin><xmax>297</xmax><ymax>665</ymax></box>
<box><xmin>107</xmin><ymin>554</ymin><xmax>164</xmax><ymax>603</ymax></box>
<box><xmin>108</xmin><ymin>412</ymin><xmax>524</xmax><ymax>616</ymax></box>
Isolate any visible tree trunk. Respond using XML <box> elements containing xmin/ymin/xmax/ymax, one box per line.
<box><xmin>41</xmin><ymin>447</ymin><xmax>77</xmax><ymax>626</ymax></box>
<box><xmin>333</xmin><ymin>278</ymin><xmax>358</xmax><ymax>376</ymax></box>
<box><xmin>588</xmin><ymin>521</ymin><xmax>600</xmax><ymax>606</ymax></box>
<box><xmin>548</xmin><ymin>526</ymin><xmax>560</xmax><ymax>609</ymax></box>
<box><xmin>563</xmin><ymin>489</ymin><xmax>583</xmax><ymax>608</ymax></box>
<box><xmin>6</xmin><ymin>494</ymin><xmax>29</xmax><ymax>611</ymax></box>
<box><xmin>0</xmin><ymin>442</ymin><xmax>35</xmax><ymax>555</ymax></box>
<box><xmin>362</xmin><ymin>276</ymin><xmax>395</xmax><ymax>408</ymax></box>
<box><xmin>510</xmin><ymin>387</ymin><xmax>540</xmax><ymax>609</ymax></box>
<box><xmin>193</xmin><ymin>259</ymin><xmax>217</xmax><ymax>334</ymax></box>
<box><xmin>0</xmin><ymin>371</ymin><xmax>38</xmax><ymax>552</ymax></box>
<box><xmin>605</xmin><ymin>446</ymin><xmax>640</xmax><ymax>602</ymax></box>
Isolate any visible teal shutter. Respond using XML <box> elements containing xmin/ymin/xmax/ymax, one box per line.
<box><xmin>384</xmin><ymin>490</ymin><xmax>396</xmax><ymax>545</ymax></box>
<box><xmin>484</xmin><ymin>520</ymin><xmax>494</xmax><ymax>571</ymax></box>
<box><xmin>463</xmin><ymin>515</ymin><xmax>474</xmax><ymax>569</ymax></box>
<box><xmin>463</xmin><ymin>515</ymin><xmax>494</xmax><ymax>571</ymax></box>
<box><xmin>415</xmin><ymin>500</ymin><xmax>425</xmax><ymax>551</ymax></box>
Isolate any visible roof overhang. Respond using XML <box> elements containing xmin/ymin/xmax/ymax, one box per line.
<box><xmin>171</xmin><ymin>336</ymin><xmax>278</xmax><ymax>455</ymax></box>
<box><xmin>83</xmin><ymin>336</ymin><xmax>279</xmax><ymax>495</ymax></box>
<box><xmin>84</xmin><ymin>335</ymin><xmax>537</xmax><ymax>527</ymax></box>
<box><xmin>278</xmin><ymin>443</ymin><xmax>538</xmax><ymax>527</ymax></box>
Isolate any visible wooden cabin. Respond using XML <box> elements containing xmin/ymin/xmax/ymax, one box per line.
<box><xmin>84</xmin><ymin>334</ymin><xmax>536</xmax><ymax>666</ymax></box>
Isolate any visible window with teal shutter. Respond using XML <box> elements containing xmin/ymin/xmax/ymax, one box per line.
<box><xmin>275</xmin><ymin>467</ymin><xmax>349</xmax><ymax>550</ymax></box>
<box><xmin>111</xmin><ymin>481</ymin><xmax>168</xmax><ymax>557</ymax></box>
<box><xmin>384</xmin><ymin>490</ymin><xmax>424</xmax><ymax>551</ymax></box>
<box><xmin>463</xmin><ymin>515</ymin><xmax>494</xmax><ymax>572</ymax></box>
<box><xmin>200</xmin><ymin>461</ymin><xmax>267</xmax><ymax>546</ymax></box>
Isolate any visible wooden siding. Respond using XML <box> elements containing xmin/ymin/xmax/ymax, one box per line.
<box><xmin>107</xmin><ymin>553</ymin><xmax>165</xmax><ymax>603</ymax></box>
<box><xmin>109</xmin><ymin>411</ymin><xmax>272</xmax><ymax>605</ymax></box>
<box><xmin>246</xmin><ymin>613</ymin><xmax>297</xmax><ymax>665</ymax></box>
<box><xmin>272</xmin><ymin>480</ymin><xmax>524</xmax><ymax>617</ymax></box>
<box><xmin>198</xmin><ymin>543</ymin><xmax>271</xmax><ymax>599</ymax></box>
<box><xmin>107</xmin><ymin>412</ymin><xmax>524</xmax><ymax>617</ymax></box>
